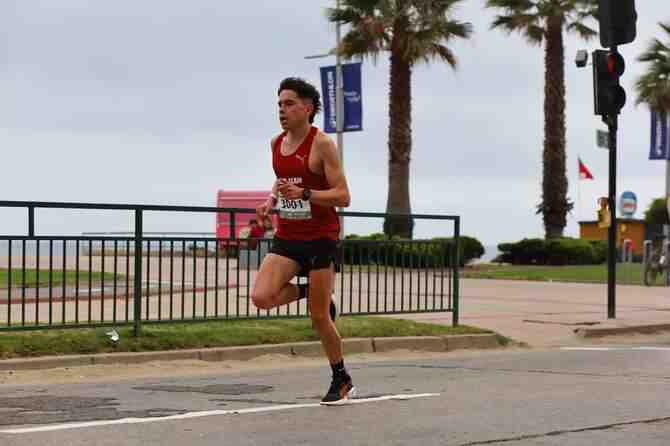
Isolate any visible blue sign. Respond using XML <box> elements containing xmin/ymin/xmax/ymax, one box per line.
<box><xmin>619</xmin><ymin>191</ymin><xmax>637</xmax><ymax>218</ymax></box>
<box><xmin>650</xmin><ymin>110</ymin><xmax>669</xmax><ymax>160</ymax></box>
<box><xmin>319</xmin><ymin>62</ymin><xmax>363</xmax><ymax>134</ymax></box>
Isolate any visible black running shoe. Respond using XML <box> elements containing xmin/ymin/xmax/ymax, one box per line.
<box><xmin>320</xmin><ymin>376</ymin><xmax>356</xmax><ymax>405</ymax></box>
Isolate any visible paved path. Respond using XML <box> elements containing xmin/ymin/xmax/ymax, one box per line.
<box><xmin>401</xmin><ymin>278</ymin><xmax>670</xmax><ymax>347</ymax></box>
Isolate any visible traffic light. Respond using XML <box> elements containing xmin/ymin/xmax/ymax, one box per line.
<box><xmin>598</xmin><ymin>0</ymin><xmax>637</xmax><ymax>47</ymax></box>
<box><xmin>592</xmin><ymin>49</ymin><xmax>626</xmax><ymax>116</ymax></box>
<box><xmin>597</xmin><ymin>197</ymin><xmax>611</xmax><ymax>229</ymax></box>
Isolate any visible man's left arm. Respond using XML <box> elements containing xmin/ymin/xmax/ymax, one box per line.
<box><xmin>307</xmin><ymin>136</ymin><xmax>350</xmax><ymax>208</ymax></box>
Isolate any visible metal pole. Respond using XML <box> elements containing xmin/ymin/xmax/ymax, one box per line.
<box><xmin>133</xmin><ymin>209</ymin><xmax>143</xmax><ymax>336</ymax></box>
<box><xmin>453</xmin><ymin>217</ymin><xmax>460</xmax><ymax>326</ymax></box>
<box><xmin>665</xmin><ymin>160</ymin><xmax>670</xmax><ymax>242</ymax></box>
<box><xmin>606</xmin><ymin>112</ymin><xmax>618</xmax><ymax>319</ymax></box>
<box><xmin>28</xmin><ymin>207</ymin><xmax>35</xmax><ymax>237</ymax></box>
<box><xmin>335</xmin><ymin>0</ymin><xmax>345</xmax><ymax>238</ymax></box>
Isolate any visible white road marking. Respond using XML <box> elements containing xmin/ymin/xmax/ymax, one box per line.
<box><xmin>561</xmin><ymin>347</ymin><xmax>622</xmax><ymax>351</ymax></box>
<box><xmin>561</xmin><ymin>346</ymin><xmax>670</xmax><ymax>351</ymax></box>
<box><xmin>0</xmin><ymin>393</ymin><xmax>440</xmax><ymax>434</ymax></box>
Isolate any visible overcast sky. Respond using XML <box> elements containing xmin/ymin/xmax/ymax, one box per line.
<box><xmin>1</xmin><ymin>0</ymin><xmax>668</xmax><ymax>250</ymax></box>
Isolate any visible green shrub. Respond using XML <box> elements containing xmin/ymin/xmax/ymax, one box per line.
<box><xmin>644</xmin><ymin>197</ymin><xmax>670</xmax><ymax>226</ymax></box>
<box><xmin>497</xmin><ymin>237</ymin><xmax>607</xmax><ymax>265</ymax></box>
<box><xmin>342</xmin><ymin>234</ymin><xmax>484</xmax><ymax>267</ymax></box>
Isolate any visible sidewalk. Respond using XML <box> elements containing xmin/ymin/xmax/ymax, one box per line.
<box><xmin>398</xmin><ymin>278</ymin><xmax>670</xmax><ymax>347</ymax></box>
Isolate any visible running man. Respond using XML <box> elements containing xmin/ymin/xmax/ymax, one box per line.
<box><xmin>252</xmin><ymin>77</ymin><xmax>354</xmax><ymax>405</ymax></box>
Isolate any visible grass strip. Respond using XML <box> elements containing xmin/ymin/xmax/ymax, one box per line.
<box><xmin>0</xmin><ymin>317</ymin><xmax>490</xmax><ymax>359</ymax></box>
<box><xmin>0</xmin><ymin>269</ymin><xmax>123</xmax><ymax>289</ymax></box>
<box><xmin>462</xmin><ymin>264</ymin><xmax>646</xmax><ymax>284</ymax></box>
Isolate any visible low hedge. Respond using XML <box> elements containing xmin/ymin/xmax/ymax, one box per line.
<box><xmin>342</xmin><ymin>233</ymin><xmax>484</xmax><ymax>267</ymax></box>
<box><xmin>496</xmin><ymin>237</ymin><xmax>608</xmax><ymax>265</ymax></box>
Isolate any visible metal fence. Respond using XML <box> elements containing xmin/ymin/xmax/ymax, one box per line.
<box><xmin>0</xmin><ymin>200</ymin><xmax>460</xmax><ymax>333</ymax></box>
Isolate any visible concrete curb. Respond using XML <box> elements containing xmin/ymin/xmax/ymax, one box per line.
<box><xmin>0</xmin><ymin>334</ymin><xmax>503</xmax><ymax>372</ymax></box>
<box><xmin>574</xmin><ymin>323</ymin><xmax>670</xmax><ymax>338</ymax></box>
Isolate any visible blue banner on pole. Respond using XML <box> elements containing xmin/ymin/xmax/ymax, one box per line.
<box><xmin>319</xmin><ymin>62</ymin><xmax>363</xmax><ymax>134</ymax></box>
<box><xmin>650</xmin><ymin>110</ymin><xmax>669</xmax><ymax>160</ymax></box>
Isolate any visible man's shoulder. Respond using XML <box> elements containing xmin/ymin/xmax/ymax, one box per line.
<box><xmin>312</xmin><ymin>129</ymin><xmax>336</xmax><ymax>153</ymax></box>
<box><xmin>271</xmin><ymin>132</ymin><xmax>286</xmax><ymax>148</ymax></box>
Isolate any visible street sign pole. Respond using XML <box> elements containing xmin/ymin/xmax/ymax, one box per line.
<box><xmin>335</xmin><ymin>0</ymin><xmax>345</xmax><ymax>238</ymax></box>
<box><xmin>605</xmin><ymin>111</ymin><xmax>618</xmax><ymax>319</ymax></box>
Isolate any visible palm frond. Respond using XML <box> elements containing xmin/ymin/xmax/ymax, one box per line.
<box><xmin>657</xmin><ymin>21</ymin><xmax>670</xmax><ymax>38</ymax></box>
<box><xmin>328</xmin><ymin>0</ymin><xmax>472</xmax><ymax>67</ymax></box>
<box><xmin>338</xmin><ymin>28</ymin><xmax>386</xmax><ymax>63</ymax></box>
<box><xmin>637</xmin><ymin>39</ymin><xmax>670</xmax><ymax>64</ymax></box>
<box><xmin>327</xmin><ymin>7</ymin><xmax>365</xmax><ymax>25</ymax></box>
<box><xmin>490</xmin><ymin>12</ymin><xmax>543</xmax><ymax>45</ymax></box>
<box><xmin>485</xmin><ymin>0</ymin><xmax>535</xmax><ymax>12</ymax></box>
<box><xmin>635</xmin><ymin>21</ymin><xmax>670</xmax><ymax>111</ymax></box>
<box><xmin>634</xmin><ymin>72</ymin><xmax>670</xmax><ymax>111</ymax></box>
<box><xmin>565</xmin><ymin>21</ymin><xmax>597</xmax><ymax>41</ymax></box>
<box><xmin>420</xmin><ymin>43</ymin><xmax>457</xmax><ymax>67</ymax></box>
<box><xmin>338</xmin><ymin>0</ymin><xmax>378</xmax><ymax>16</ymax></box>
<box><xmin>400</xmin><ymin>12</ymin><xmax>472</xmax><ymax>64</ymax></box>
<box><xmin>524</xmin><ymin>24</ymin><xmax>545</xmax><ymax>44</ymax></box>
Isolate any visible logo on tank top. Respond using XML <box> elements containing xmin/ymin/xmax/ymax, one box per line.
<box><xmin>281</xmin><ymin>177</ymin><xmax>303</xmax><ymax>184</ymax></box>
<box><xmin>295</xmin><ymin>154</ymin><xmax>306</xmax><ymax>163</ymax></box>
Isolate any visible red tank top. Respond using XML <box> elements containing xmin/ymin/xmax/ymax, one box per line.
<box><xmin>272</xmin><ymin>126</ymin><xmax>340</xmax><ymax>241</ymax></box>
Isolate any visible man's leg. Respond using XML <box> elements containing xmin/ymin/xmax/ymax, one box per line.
<box><xmin>309</xmin><ymin>265</ymin><xmax>355</xmax><ymax>404</ymax></box>
<box><xmin>307</xmin><ymin>265</ymin><xmax>342</xmax><ymax>363</ymax></box>
<box><xmin>250</xmin><ymin>254</ymin><xmax>301</xmax><ymax>310</ymax></box>
<box><xmin>295</xmin><ymin>269</ymin><xmax>337</xmax><ymax>322</ymax></box>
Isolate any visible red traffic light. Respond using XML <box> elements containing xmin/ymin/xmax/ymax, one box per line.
<box><xmin>592</xmin><ymin>49</ymin><xmax>627</xmax><ymax>115</ymax></box>
<box><xmin>607</xmin><ymin>52</ymin><xmax>625</xmax><ymax>77</ymax></box>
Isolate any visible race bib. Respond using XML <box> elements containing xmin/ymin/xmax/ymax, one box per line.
<box><xmin>277</xmin><ymin>196</ymin><xmax>312</xmax><ymax>220</ymax></box>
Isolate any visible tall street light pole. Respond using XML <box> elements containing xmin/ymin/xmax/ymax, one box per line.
<box><xmin>305</xmin><ymin>0</ymin><xmax>345</xmax><ymax>236</ymax></box>
<box><xmin>335</xmin><ymin>0</ymin><xmax>344</xmax><ymax>169</ymax></box>
<box><xmin>666</xmin><ymin>154</ymin><xmax>670</xmax><ymax>239</ymax></box>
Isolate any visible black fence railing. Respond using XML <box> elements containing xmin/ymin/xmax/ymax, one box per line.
<box><xmin>0</xmin><ymin>201</ymin><xmax>460</xmax><ymax>333</ymax></box>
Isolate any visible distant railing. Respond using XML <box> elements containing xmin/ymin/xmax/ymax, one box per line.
<box><xmin>0</xmin><ymin>200</ymin><xmax>460</xmax><ymax>333</ymax></box>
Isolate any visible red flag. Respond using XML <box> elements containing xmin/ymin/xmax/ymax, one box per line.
<box><xmin>578</xmin><ymin>158</ymin><xmax>593</xmax><ymax>180</ymax></box>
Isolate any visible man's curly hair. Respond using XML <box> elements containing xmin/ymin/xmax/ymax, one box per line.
<box><xmin>278</xmin><ymin>77</ymin><xmax>322</xmax><ymax>124</ymax></box>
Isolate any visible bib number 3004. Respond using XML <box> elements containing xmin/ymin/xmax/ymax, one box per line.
<box><xmin>277</xmin><ymin>197</ymin><xmax>312</xmax><ymax>220</ymax></box>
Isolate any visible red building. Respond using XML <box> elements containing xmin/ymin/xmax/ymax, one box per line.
<box><xmin>216</xmin><ymin>190</ymin><xmax>273</xmax><ymax>239</ymax></box>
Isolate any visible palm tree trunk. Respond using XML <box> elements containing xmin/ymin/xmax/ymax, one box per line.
<box><xmin>383</xmin><ymin>49</ymin><xmax>414</xmax><ymax>238</ymax></box>
<box><xmin>542</xmin><ymin>16</ymin><xmax>568</xmax><ymax>239</ymax></box>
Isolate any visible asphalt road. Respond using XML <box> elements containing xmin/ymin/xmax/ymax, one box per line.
<box><xmin>1</xmin><ymin>345</ymin><xmax>670</xmax><ymax>446</ymax></box>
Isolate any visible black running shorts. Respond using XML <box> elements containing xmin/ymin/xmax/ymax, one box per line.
<box><xmin>269</xmin><ymin>238</ymin><xmax>340</xmax><ymax>276</ymax></box>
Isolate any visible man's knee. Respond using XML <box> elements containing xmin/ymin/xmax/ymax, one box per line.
<box><xmin>251</xmin><ymin>290</ymin><xmax>275</xmax><ymax>310</ymax></box>
<box><xmin>309</xmin><ymin>310</ymin><xmax>331</xmax><ymax>328</ymax></box>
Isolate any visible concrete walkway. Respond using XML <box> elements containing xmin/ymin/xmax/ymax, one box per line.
<box><xmin>399</xmin><ymin>278</ymin><xmax>670</xmax><ymax>347</ymax></box>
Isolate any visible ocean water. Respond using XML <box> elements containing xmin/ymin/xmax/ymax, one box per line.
<box><xmin>478</xmin><ymin>245</ymin><xmax>501</xmax><ymax>263</ymax></box>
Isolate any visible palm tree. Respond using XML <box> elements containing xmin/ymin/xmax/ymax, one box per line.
<box><xmin>486</xmin><ymin>0</ymin><xmax>598</xmax><ymax>239</ymax></box>
<box><xmin>635</xmin><ymin>21</ymin><xmax>670</xmax><ymax>114</ymax></box>
<box><xmin>328</xmin><ymin>0</ymin><xmax>472</xmax><ymax>238</ymax></box>
<box><xmin>636</xmin><ymin>21</ymin><xmax>670</xmax><ymax>234</ymax></box>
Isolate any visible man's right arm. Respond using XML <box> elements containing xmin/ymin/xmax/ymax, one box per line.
<box><xmin>257</xmin><ymin>137</ymin><xmax>279</xmax><ymax>220</ymax></box>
